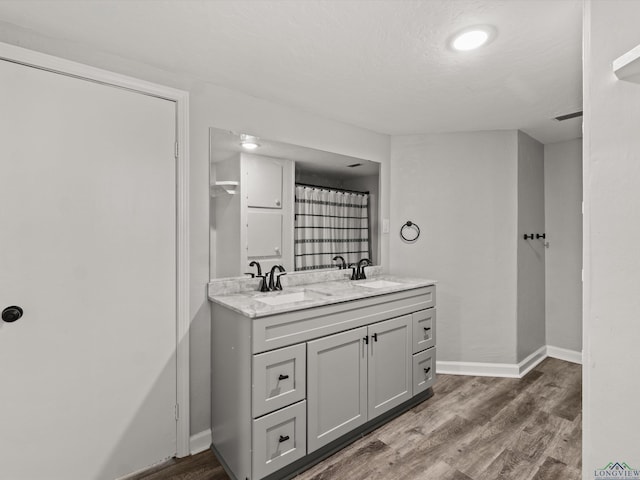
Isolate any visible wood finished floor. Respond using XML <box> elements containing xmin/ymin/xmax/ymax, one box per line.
<box><xmin>131</xmin><ymin>358</ymin><xmax>581</xmax><ymax>480</ymax></box>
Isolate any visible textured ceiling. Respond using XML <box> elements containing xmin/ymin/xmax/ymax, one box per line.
<box><xmin>0</xmin><ymin>0</ymin><xmax>582</xmax><ymax>144</ymax></box>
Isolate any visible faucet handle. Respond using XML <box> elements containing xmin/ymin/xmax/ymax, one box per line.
<box><xmin>256</xmin><ymin>275</ymin><xmax>269</xmax><ymax>292</ymax></box>
<box><xmin>275</xmin><ymin>272</ymin><xmax>287</xmax><ymax>290</ymax></box>
<box><xmin>348</xmin><ymin>263</ymin><xmax>358</xmax><ymax>280</ymax></box>
<box><xmin>359</xmin><ymin>265</ymin><xmax>368</xmax><ymax>280</ymax></box>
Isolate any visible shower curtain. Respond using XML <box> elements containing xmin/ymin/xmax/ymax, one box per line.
<box><xmin>294</xmin><ymin>185</ymin><xmax>370</xmax><ymax>271</ymax></box>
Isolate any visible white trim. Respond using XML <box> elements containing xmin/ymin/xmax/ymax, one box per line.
<box><xmin>546</xmin><ymin>345</ymin><xmax>583</xmax><ymax>364</ymax></box>
<box><xmin>436</xmin><ymin>345</ymin><xmax>568</xmax><ymax>379</ymax></box>
<box><xmin>0</xmin><ymin>41</ymin><xmax>191</xmax><ymax>458</ymax></box>
<box><xmin>190</xmin><ymin>429</ymin><xmax>213</xmax><ymax>455</ymax></box>
<box><xmin>174</xmin><ymin>77</ymin><xmax>191</xmax><ymax>460</ymax></box>
<box><xmin>436</xmin><ymin>360</ymin><xmax>520</xmax><ymax>378</ymax></box>
<box><xmin>517</xmin><ymin>346</ymin><xmax>548</xmax><ymax>377</ymax></box>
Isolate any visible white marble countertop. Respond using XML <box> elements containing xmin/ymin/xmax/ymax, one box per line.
<box><xmin>208</xmin><ymin>274</ymin><xmax>436</xmax><ymax>318</ymax></box>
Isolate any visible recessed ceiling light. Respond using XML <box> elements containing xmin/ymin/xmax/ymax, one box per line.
<box><xmin>240</xmin><ymin>134</ymin><xmax>260</xmax><ymax>150</ymax></box>
<box><xmin>450</xmin><ymin>26</ymin><xmax>496</xmax><ymax>52</ymax></box>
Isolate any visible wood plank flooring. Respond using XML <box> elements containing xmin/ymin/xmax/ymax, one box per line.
<box><xmin>131</xmin><ymin>358</ymin><xmax>581</xmax><ymax>480</ymax></box>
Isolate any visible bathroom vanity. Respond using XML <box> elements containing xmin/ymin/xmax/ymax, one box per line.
<box><xmin>208</xmin><ymin>273</ymin><xmax>436</xmax><ymax>480</ymax></box>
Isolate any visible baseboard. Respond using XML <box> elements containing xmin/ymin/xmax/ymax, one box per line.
<box><xmin>436</xmin><ymin>345</ymin><xmax>558</xmax><ymax>379</ymax></box>
<box><xmin>190</xmin><ymin>429</ymin><xmax>212</xmax><ymax>455</ymax></box>
<box><xmin>546</xmin><ymin>345</ymin><xmax>583</xmax><ymax>364</ymax></box>
<box><xmin>517</xmin><ymin>346</ymin><xmax>548</xmax><ymax>377</ymax></box>
<box><xmin>436</xmin><ymin>360</ymin><xmax>520</xmax><ymax>378</ymax></box>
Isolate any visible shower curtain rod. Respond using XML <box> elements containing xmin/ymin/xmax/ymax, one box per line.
<box><xmin>295</xmin><ymin>182</ymin><xmax>369</xmax><ymax>196</ymax></box>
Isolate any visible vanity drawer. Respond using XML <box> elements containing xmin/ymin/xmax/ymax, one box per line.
<box><xmin>412</xmin><ymin>347</ymin><xmax>436</xmax><ymax>395</ymax></box>
<box><xmin>412</xmin><ymin>308</ymin><xmax>436</xmax><ymax>353</ymax></box>
<box><xmin>252</xmin><ymin>343</ymin><xmax>306</xmax><ymax>418</ymax></box>
<box><xmin>252</xmin><ymin>400</ymin><xmax>306</xmax><ymax>480</ymax></box>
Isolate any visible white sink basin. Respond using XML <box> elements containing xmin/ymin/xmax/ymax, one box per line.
<box><xmin>356</xmin><ymin>280</ymin><xmax>403</xmax><ymax>289</ymax></box>
<box><xmin>255</xmin><ymin>291</ymin><xmax>313</xmax><ymax>306</ymax></box>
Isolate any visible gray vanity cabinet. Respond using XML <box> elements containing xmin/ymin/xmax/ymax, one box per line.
<box><xmin>211</xmin><ymin>284</ymin><xmax>436</xmax><ymax>480</ymax></box>
<box><xmin>367</xmin><ymin>315</ymin><xmax>412</xmax><ymax>419</ymax></box>
<box><xmin>307</xmin><ymin>315</ymin><xmax>412</xmax><ymax>453</ymax></box>
<box><xmin>307</xmin><ymin>327</ymin><xmax>368</xmax><ymax>453</ymax></box>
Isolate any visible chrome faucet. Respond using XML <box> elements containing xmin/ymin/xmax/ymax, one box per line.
<box><xmin>332</xmin><ymin>255</ymin><xmax>347</xmax><ymax>269</ymax></box>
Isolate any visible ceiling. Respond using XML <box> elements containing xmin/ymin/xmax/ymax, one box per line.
<box><xmin>0</xmin><ymin>0</ymin><xmax>582</xmax><ymax>144</ymax></box>
<box><xmin>210</xmin><ymin>128</ymin><xmax>380</xmax><ymax>177</ymax></box>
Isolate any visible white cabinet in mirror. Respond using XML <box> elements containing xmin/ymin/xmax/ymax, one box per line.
<box><xmin>209</xmin><ymin>127</ymin><xmax>381</xmax><ymax>279</ymax></box>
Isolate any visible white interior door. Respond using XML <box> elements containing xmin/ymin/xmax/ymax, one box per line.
<box><xmin>0</xmin><ymin>58</ymin><xmax>177</xmax><ymax>479</ymax></box>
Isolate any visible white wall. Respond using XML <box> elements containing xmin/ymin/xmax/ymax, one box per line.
<box><xmin>516</xmin><ymin>131</ymin><xmax>546</xmax><ymax>361</ymax></box>
<box><xmin>544</xmin><ymin>139</ymin><xmax>582</xmax><ymax>353</ymax></box>
<box><xmin>390</xmin><ymin>131</ymin><xmax>519</xmax><ymax>364</ymax></box>
<box><xmin>0</xmin><ymin>24</ymin><xmax>391</xmax><ymax>440</ymax></box>
<box><xmin>584</xmin><ymin>0</ymin><xmax>640</xmax><ymax>473</ymax></box>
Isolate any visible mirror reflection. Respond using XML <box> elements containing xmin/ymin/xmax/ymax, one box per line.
<box><xmin>209</xmin><ymin>128</ymin><xmax>380</xmax><ymax>279</ymax></box>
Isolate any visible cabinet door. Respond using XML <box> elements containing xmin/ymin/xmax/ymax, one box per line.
<box><xmin>247</xmin><ymin>211</ymin><xmax>282</xmax><ymax>258</ymax></box>
<box><xmin>307</xmin><ymin>327</ymin><xmax>367</xmax><ymax>453</ymax></box>
<box><xmin>246</xmin><ymin>156</ymin><xmax>283</xmax><ymax>209</ymax></box>
<box><xmin>367</xmin><ymin>315</ymin><xmax>412</xmax><ymax>420</ymax></box>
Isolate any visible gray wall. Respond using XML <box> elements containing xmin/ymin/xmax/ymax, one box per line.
<box><xmin>516</xmin><ymin>131</ymin><xmax>546</xmax><ymax>361</ymax></box>
<box><xmin>544</xmin><ymin>139</ymin><xmax>582</xmax><ymax>353</ymax></box>
<box><xmin>390</xmin><ymin>131</ymin><xmax>519</xmax><ymax>364</ymax></box>
<box><xmin>584</xmin><ymin>0</ymin><xmax>640</xmax><ymax>471</ymax></box>
<box><xmin>0</xmin><ymin>23</ymin><xmax>391</xmax><ymax>440</ymax></box>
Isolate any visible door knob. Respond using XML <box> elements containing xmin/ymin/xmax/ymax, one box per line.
<box><xmin>2</xmin><ymin>306</ymin><xmax>24</xmax><ymax>323</ymax></box>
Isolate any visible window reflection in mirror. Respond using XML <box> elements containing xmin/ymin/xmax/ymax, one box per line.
<box><xmin>209</xmin><ymin>127</ymin><xmax>380</xmax><ymax>279</ymax></box>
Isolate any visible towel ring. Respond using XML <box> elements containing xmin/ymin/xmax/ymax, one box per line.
<box><xmin>400</xmin><ymin>221</ymin><xmax>420</xmax><ymax>242</ymax></box>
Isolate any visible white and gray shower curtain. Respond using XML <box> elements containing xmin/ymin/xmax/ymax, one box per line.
<box><xmin>294</xmin><ymin>185</ymin><xmax>370</xmax><ymax>271</ymax></box>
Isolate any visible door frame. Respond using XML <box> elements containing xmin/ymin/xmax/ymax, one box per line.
<box><xmin>0</xmin><ymin>41</ymin><xmax>191</xmax><ymax>457</ymax></box>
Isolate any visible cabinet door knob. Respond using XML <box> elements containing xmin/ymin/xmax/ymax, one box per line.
<box><xmin>275</xmin><ymin>199</ymin><xmax>281</xmax><ymax>207</ymax></box>
<box><xmin>278</xmin><ymin>374</ymin><xmax>289</xmax><ymax>381</ymax></box>
<box><xmin>279</xmin><ymin>435</ymin><xmax>290</xmax><ymax>443</ymax></box>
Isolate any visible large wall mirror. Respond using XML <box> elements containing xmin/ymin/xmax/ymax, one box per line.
<box><xmin>209</xmin><ymin>127</ymin><xmax>381</xmax><ymax>279</ymax></box>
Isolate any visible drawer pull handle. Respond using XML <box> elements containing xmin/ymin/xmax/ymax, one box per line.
<box><xmin>363</xmin><ymin>336</ymin><xmax>369</xmax><ymax>345</ymax></box>
<box><xmin>279</xmin><ymin>435</ymin><xmax>290</xmax><ymax>443</ymax></box>
<box><xmin>424</xmin><ymin>367</ymin><xmax>431</xmax><ymax>374</ymax></box>
<box><xmin>372</xmin><ymin>333</ymin><xmax>378</xmax><ymax>342</ymax></box>
<box><xmin>423</xmin><ymin>327</ymin><xmax>431</xmax><ymax>331</ymax></box>
<box><xmin>278</xmin><ymin>374</ymin><xmax>289</xmax><ymax>381</ymax></box>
